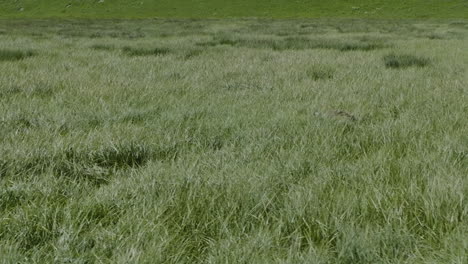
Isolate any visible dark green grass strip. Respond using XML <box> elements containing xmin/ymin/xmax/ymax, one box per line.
<box><xmin>198</xmin><ymin>36</ymin><xmax>388</xmax><ymax>51</ymax></box>
<box><xmin>122</xmin><ymin>46</ymin><xmax>171</xmax><ymax>57</ymax></box>
<box><xmin>384</xmin><ymin>54</ymin><xmax>430</xmax><ymax>68</ymax></box>
<box><xmin>90</xmin><ymin>44</ymin><xmax>115</xmax><ymax>51</ymax></box>
<box><xmin>0</xmin><ymin>49</ymin><xmax>35</xmax><ymax>61</ymax></box>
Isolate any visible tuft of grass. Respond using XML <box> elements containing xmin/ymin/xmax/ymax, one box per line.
<box><xmin>307</xmin><ymin>66</ymin><xmax>334</xmax><ymax>80</ymax></box>
<box><xmin>74</xmin><ymin>201</ymin><xmax>124</xmax><ymax>229</ymax></box>
<box><xmin>384</xmin><ymin>54</ymin><xmax>430</xmax><ymax>68</ymax></box>
<box><xmin>183</xmin><ymin>49</ymin><xmax>204</xmax><ymax>60</ymax></box>
<box><xmin>0</xmin><ymin>189</ymin><xmax>26</xmax><ymax>211</ymax></box>
<box><xmin>0</xmin><ymin>160</ymin><xmax>7</xmax><ymax>178</ymax></box>
<box><xmin>0</xmin><ymin>49</ymin><xmax>35</xmax><ymax>61</ymax></box>
<box><xmin>2</xmin><ymin>203</ymin><xmax>63</xmax><ymax>251</ymax></box>
<box><xmin>122</xmin><ymin>46</ymin><xmax>171</xmax><ymax>56</ymax></box>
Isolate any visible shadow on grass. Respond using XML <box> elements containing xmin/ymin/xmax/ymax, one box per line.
<box><xmin>307</xmin><ymin>66</ymin><xmax>335</xmax><ymax>81</ymax></box>
<box><xmin>0</xmin><ymin>49</ymin><xmax>35</xmax><ymax>62</ymax></box>
<box><xmin>384</xmin><ymin>54</ymin><xmax>430</xmax><ymax>69</ymax></box>
<box><xmin>122</xmin><ymin>46</ymin><xmax>171</xmax><ymax>57</ymax></box>
<box><xmin>90</xmin><ymin>44</ymin><xmax>115</xmax><ymax>51</ymax></box>
<box><xmin>197</xmin><ymin>35</ymin><xmax>388</xmax><ymax>51</ymax></box>
<box><xmin>7</xmin><ymin>82</ymin><xmax>56</xmax><ymax>97</ymax></box>
<box><xmin>1</xmin><ymin>142</ymin><xmax>178</xmax><ymax>186</ymax></box>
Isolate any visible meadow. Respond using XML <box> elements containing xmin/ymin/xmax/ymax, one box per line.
<box><xmin>0</xmin><ymin>18</ymin><xmax>467</xmax><ymax>263</ymax></box>
<box><xmin>1</xmin><ymin>0</ymin><xmax>468</xmax><ymax>19</ymax></box>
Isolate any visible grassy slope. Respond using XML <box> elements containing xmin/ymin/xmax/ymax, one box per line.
<box><xmin>0</xmin><ymin>0</ymin><xmax>467</xmax><ymax>19</ymax></box>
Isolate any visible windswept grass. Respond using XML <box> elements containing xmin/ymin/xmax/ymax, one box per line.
<box><xmin>0</xmin><ymin>19</ymin><xmax>467</xmax><ymax>263</ymax></box>
<box><xmin>1</xmin><ymin>142</ymin><xmax>167</xmax><ymax>187</ymax></box>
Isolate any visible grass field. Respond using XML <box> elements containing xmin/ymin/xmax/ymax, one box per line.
<box><xmin>1</xmin><ymin>0</ymin><xmax>468</xmax><ymax>19</ymax></box>
<box><xmin>0</xmin><ymin>18</ymin><xmax>467</xmax><ymax>263</ymax></box>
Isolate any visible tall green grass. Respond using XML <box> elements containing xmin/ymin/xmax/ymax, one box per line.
<box><xmin>0</xmin><ymin>19</ymin><xmax>467</xmax><ymax>263</ymax></box>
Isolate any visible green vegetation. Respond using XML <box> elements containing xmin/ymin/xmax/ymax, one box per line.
<box><xmin>0</xmin><ymin>49</ymin><xmax>35</xmax><ymax>62</ymax></box>
<box><xmin>90</xmin><ymin>44</ymin><xmax>115</xmax><ymax>51</ymax></box>
<box><xmin>122</xmin><ymin>46</ymin><xmax>171</xmax><ymax>57</ymax></box>
<box><xmin>197</xmin><ymin>35</ymin><xmax>389</xmax><ymax>51</ymax></box>
<box><xmin>307</xmin><ymin>66</ymin><xmax>335</xmax><ymax>81</ymax></box>
<box><xmin>0</xmin><ymin>0</ymin><xmax>467</xmax><ymax>19</ymax></box>
<box><xmin>384</xmin><ymin>54</ymin><xmax>431</xmax><ymax>69</ymax></box>
<box><xmin>0</xmin><ymin>19</ymin><xmax>467</xmax><ymax>263</ymax></box>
